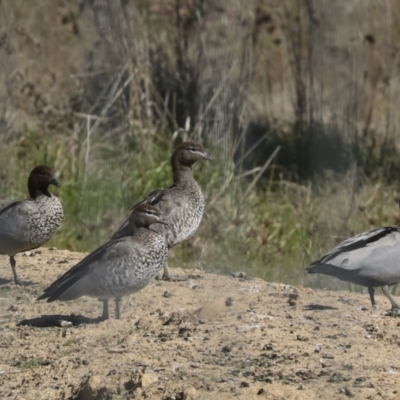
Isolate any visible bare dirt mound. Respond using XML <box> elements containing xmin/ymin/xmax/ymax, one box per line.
<box><xmin>0</xmin><ymin>248</ymin><xmax>400</xmax><ymax>400</ymax></box>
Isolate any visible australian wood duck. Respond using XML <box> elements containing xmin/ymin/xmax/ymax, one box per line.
<box><xmin>0</xmin><ymin>165</ymin><xmax>63</xmax><ymax>284</ymax></box>
<box><xmin>38</xmin><ymin>203</ymin><xmax>169</xmax><ymax>320</ymax></box>
<box><xmin>110</xmin><ymin>141</ymin><xmax>212</xmax><ymax>281</ymax></box>
<box><xmin>307</xmin><ymin>227</ymin><xmax>400</xmax><ymax>309</ymax></box>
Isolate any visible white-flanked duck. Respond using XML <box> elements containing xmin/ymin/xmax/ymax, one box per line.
<box><xmin>307</xmin><ymin>227</ymin><xmax>400</xmax><ymax>309</ymax></box>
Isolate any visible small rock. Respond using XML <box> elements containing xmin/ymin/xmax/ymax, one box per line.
<box><xmin>140</xmin><ymin>373</ymin><xmax>158</xmax><ymax>388</ymax></box>
<box><xmin>77</xmin><ymin>375</ymin><xmax>107</xmax><ymax>400</ymax></box>
<box><xmin>163</xmin><ymin>291</ymin><xmax>172</xmax><ymax>298</ymax></box>
<box><xmin>222</xmin><ymin>344</ymin><xmax>233</xmax><ymax>353</ymax></box>
<box><xmin>287</xmin><ymin>295</ymin><xmax>297</xmax><ymax>306</ymax></box>
<box><xmin>229</xmin><ymin>271</ymin><xmax>247</xmax><ymax>278</ymax></box>
<box><xmin>353</xmin><ymin>376</ymin><xmax>366</xmax><ymax>387</ymax></box>
<box><xmin>107</xmin><ymin>348</ymin><xmax>126</xmax><ymax>354</ymax></box>
<box><xmin>225</xmin><ymin>297</ymin><xmax>233</xmax><ymax>306</ymax></box>
<box><xmin>59</xmin><ymin>320</ymin><xmax>73</xmax><ymax>328</ymax></box>
<box><xmin>262</xmin><ymin>344</ymin><xmax>273</xmax><ymax>351</ymax></box>
<box><xmin>183</xmin><ymin>387</ymin><xmax>197</xmax><ymax>400</ymax></box>
<box><xmin>314</xmin><ymin>344</ymin><xmax>322</xmax><ymax>353</ymax></box>
<box><xmin>240</xmin><ymin>381</ymin><xmax>250</xmax><ymax>388</ymax></box>
<box><xmin>135</xmin><ymin>317</ymin><xmax>151</xmax><ymax>330</ymax></box>
<box><xmin>364</xmin><ymin>324</ymin><xmax>378</xmax><ymax>333</ymax></box>
<box><xmin>297</xmin><ymin>335</ymin><xmax>309</xmax><ymax>341</ymax></box>
<box><xmin>328</xmin><ymin>373</ymin><xmax>344</xmax><ymax>383</ymax></box>
<box><xmin>339</xmin><ymin>387</ymin><xmax>354</xmax><ymax>397</ymax></box>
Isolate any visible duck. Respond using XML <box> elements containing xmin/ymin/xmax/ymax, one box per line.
<box><xmin>38</xmin><ymin>203</ymin><xmax>169</xmax><ymax>320</ymax></box>
<box><xmin>307</xmin><ymin>227</ymin><xmax>400</xmax><ymax>309</ymax></box>
<box><xmin>110</xmin><ymin>141</ymin><xmax>212</xmax><ymax>281</ymax></box>
<box><xmin>0</xmin><ymin>165</ymin><xmax>63</xmax><ymax>285</ymax></box>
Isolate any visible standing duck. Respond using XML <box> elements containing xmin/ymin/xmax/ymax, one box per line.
<box><xmin>38</xmin><ymin>203</ymin><xmax>168</xmax><ymax>320</ymax></box>
<box><xmin>0</xmin><ymin>165</ymin><xmax>63</xmax><ymax>284</ymax></box>
<box><xmin>110</xmin><ymin>141</ymin><xmax>212</xmax><ymax>281</ymax></box>
<box><xmin>307</xmin><ymin>227</ymin><xmax>400</xmax><ymax>310</ymax></box>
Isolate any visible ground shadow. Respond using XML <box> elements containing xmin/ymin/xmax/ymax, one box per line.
<box><xmin>17</xmin><ymin>314</ymin><xmax>103</xmax><ymax>327</ymax></box>
<box><xmin>0</xmin><ymin>278</ymin><xmax>36</xmax><ymax>286</ymax></box>
<box><xmin>304</xmin><ymin>304</ymin><xmax>338</xmax><ymax>311</ymax></box>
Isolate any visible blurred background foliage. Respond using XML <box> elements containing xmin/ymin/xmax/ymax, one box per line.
<box><xmin>1</xmin><ymin>0</ymin><xmax>400</xmax><ymax>291</ymax></box>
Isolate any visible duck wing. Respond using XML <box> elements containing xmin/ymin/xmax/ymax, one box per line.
<box><xmin>307</xmin><ymin>227</ymin><xmax>400</xmax><ymax>285</ymax></box>
<box><xmin>38</xmin><ymin>237</ymin><xmax>131</xmax><ymax>301</ymax></box>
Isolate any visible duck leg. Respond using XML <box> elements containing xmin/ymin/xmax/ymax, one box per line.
<box><xmin>101</xmin><ymin>300</ymin><xmax>109</xmax><ymax>320</ymax></box>
<box><xmin>10</xmin><ymin>256</ymin><xmax>22</xmax><ymax>285</ymax></box>
<box><xmin>368</xmin><ymin>286</ymin><xmax>376</xmax><ymax>309</ymax></box>
<box><xmin>160</xmin><ymin>261</ymin><xmax>190</xmax><ymax>282</ymax></box>
<box><xmin>115</xmin><ymin>298</ymin><xmax>122</xmax><ymax>320</ymax></box>
<box><xmin>382</xmin><ymin>285</ymin><xmax>400</xmax><ymax>309</ymax></box>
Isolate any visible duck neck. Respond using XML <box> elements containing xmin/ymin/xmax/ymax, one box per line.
<box><xmin>133</xmin><ymin>226</ymin><xmax>156</xmax><ymax>240</ymax></box>
<box><xmin>28</xmin><ymin>186</ymin><xmax>51</xmax><ymax>200</ymax></box>
<box><xmin>172</xmin><ymin>163</ymin><xmax>194</xmax><ymax>189</ymax></box>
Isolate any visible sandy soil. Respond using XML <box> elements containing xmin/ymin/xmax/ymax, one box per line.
<box><xmin>0</xmin><ymin>248</ymin><xmax>400</xmax><ymax>400</ymax></box>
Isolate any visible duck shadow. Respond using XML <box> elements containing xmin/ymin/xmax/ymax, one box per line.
<box><xmin>304</xmin><ymin>304</ymin><xmax>338</xmax><ymax>311</ymax></box>
<box><xmin>0</xmin><ymin>277</ymin><xmax>12</xmax><ymax>285</ymax></box>
<box><xmin>17</xmin><ymin>314</ymin><xmax>104</xmax><ymax>327</ymax></box>
<box><xmin>0</xmin><ymin>278</ymin><xmax>36</xmax><ymax>286</ymax></box>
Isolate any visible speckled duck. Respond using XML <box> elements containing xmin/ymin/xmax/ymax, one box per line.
<box><xmin>38</xmin><ymin>203</ymin><xmax>169</xmax><ymax>320</ymax></box>
<box><xmin>110</xmin><ymin>141</ymin><xmax>212</xmax><ymax>280</ymax></box>
<box><xmin>0</xmin><ymin>165</ymin><xmax>63</xmax><ymax>284</ymax></box>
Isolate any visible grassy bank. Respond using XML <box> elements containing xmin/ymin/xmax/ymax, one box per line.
<box><xmin>1</xmin><ymin>127</ymin><xmax>400</xmax><ymax>294</ymax></box>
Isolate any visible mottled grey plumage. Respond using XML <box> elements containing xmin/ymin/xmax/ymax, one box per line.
<box><xmin>307</xmin><ymin>227</ymin><xmax>400</xmax><ymax>309</ymax></box>
<box><xmin>38</xmin><ymin>203</ymin><xmax>169</xmax><ymax>320</ymax></box>
<box><xmin>110</xmin><ymin>141</ymin><xmax>212</xmax><ymax>280</ymax></box>
<box><xmin>0</xmin><ymin>166</ymin><xmax>63</xmax><ymax>284</ymax></box>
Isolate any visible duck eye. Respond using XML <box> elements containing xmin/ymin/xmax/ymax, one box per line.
<box><xmin>39</xmin><ymin>170</ymin><xmax>45</xmax><ymax>175</ymax></box>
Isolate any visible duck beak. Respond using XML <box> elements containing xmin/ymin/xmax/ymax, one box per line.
<box><xmin>202</xmin><ymin>152</ymin><xmax>213</xmax><ymax>161</ymax></box>
<box><xmin>49</xmin><ymin>177</ymin><xmax>61</xmax><ymax>187</ymax></box>
<box><xmin>157</xmin><ymin>218</ymin><xmax>168</xmax><ymax>226</ymax></box>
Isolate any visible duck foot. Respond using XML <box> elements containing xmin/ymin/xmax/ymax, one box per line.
<box><xmin>155</xmin><ymin>262</ymin><xmax>194</xmax><ymax>282</ymax></box>
<box><xmin>13</xmin><ymin>279</ymin><xmax>34</xmax><ymax>286</ymax></box>
<box><xmin>156</xmin><ymin>273</ymin><xmax>203</xmax><ymax>281</ymax></box>
<box><xmin>160</xmin><ymin>274</ymin><xmax>191</xmax><ymax>282</ymax></box>
<box><xmin>385</xmin><ymin>308</ymin><xmax>400</xmax><ymax>317</ymax></box>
